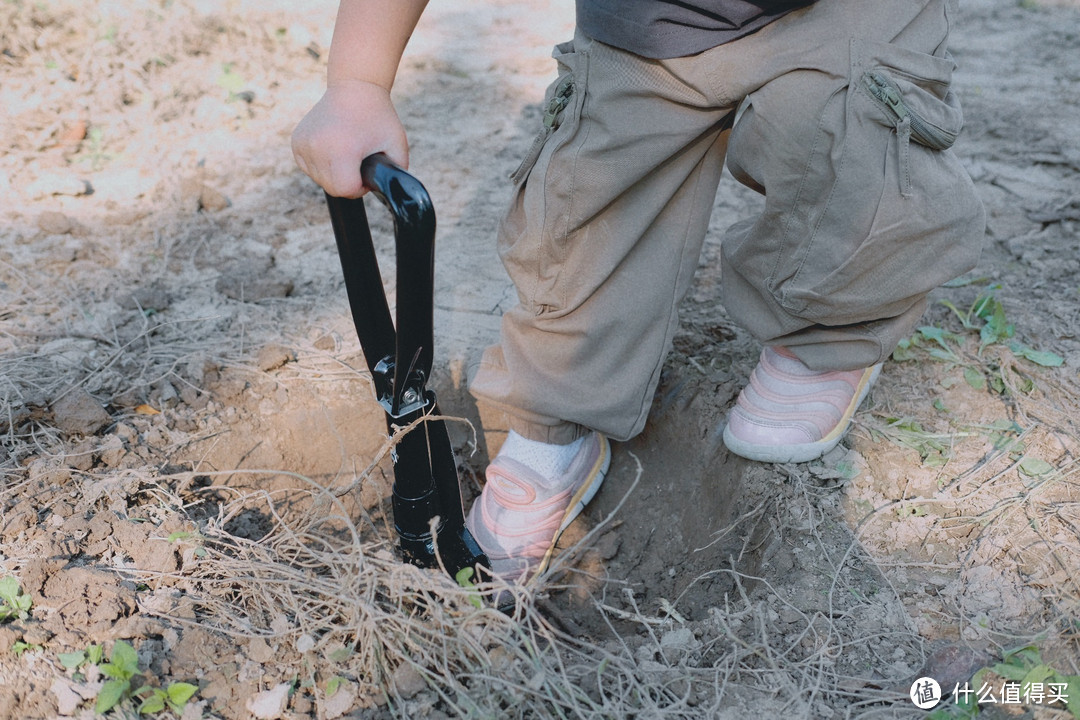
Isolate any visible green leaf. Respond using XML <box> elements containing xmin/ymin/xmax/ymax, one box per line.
<box><xmin>923</xmin><ymin>451</ymin><xmax>949</xmax><ymax>468</ymax></box>
<box><xmin>455</xmin><ymin>567</ymin><xmax>483</xmax><ymax>610</ymax></box>
<box><xmin>1019</xmin><ymin>664</ymin><xmax>1055</xmax><ymax>690</ymax></box>
<box><xmin>1010</xmin><ymin>343</ymin><xmax>1065</xmax><ymax>367</ymax></box>
<box><xmin>1019</xmin><ymin>458</ymin><xmax>1055</xmax><ymax>478</ymax></box>
<box><xmin>0</xmin><ymin>576</ymin><xmax>19</xmax><ymax>604</ymax></box>
<box><xmin>328</xmin><ymin>646</ymin><xmax>353</xmax><ymax>664</ymax></box>
<box><xmin>892</xmin><ymin>337</ymin><xmax>916</xmax><ymax>362</ymax></box>
<box><xmin>110</xmin><ymin>639</ymin><xmax>139</xmax><ymax>676</ymax></box>
<box><xmin>167</xmin><ymin>682</ymin><xmax>198</xmax><ymax>707</ymax></box>
<box><xmin>58</xmin><ymin>651</ymin><xmax>86</xmax><ymax>669</ymax></box>
<box><xmin>87</xmin><ymin>644</ymin><xmax>104</xmax><ymax>665</ymax></box>
<box><xmin>325</xmin><ymin>676</ymin><xmax>346</xmax><ymax>698</ymax></box>
<box><xmin>992</xmin><ymin>661</ymin><xmax>1029</xmax><ymax>681</ymax></box>
<box><xmin>96</xmin><ymin>678</ymin><xmax>129</xmax><ymax>714</ymax></box>
<box><xmin>978</xmin><ymin>299</ymin><xmax>1013</xmax><ymax>347</ymax></box>
<box><xmin>99</xmin><ymin>662</ymin><xmax>128</xmax><ymax>680</ymax></box>
<box><xmin>12</xmin><ymin>641</ymin><xmax>40</xmax><ymax>656</ymax></box>
<box><xmin>964</xmin><ymin>367</ymin><xmax>986</xmax><ymax>390</ymax></box>
<box><xmin>1058</xmin><ymin>675</ymin><xmax>1080</xmax><ymax>719</ymax></box>
<box><xmin>1001</xmin><ymin>644</ymin><xmax>1041</xmax><ymax>665</ymax></box>
<box><xmin>138</xmin><ymin>690</ymin><xmax>166</xmax><ymax>715</ymax></box>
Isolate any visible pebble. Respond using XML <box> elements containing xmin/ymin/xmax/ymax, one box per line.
<box><xmin>391</xmin><ymin>662</ymin><xmax>427</xmax><ymax>699</ymax></box>
<box><xmin>245</xmin><ymin>683</ymin><xmax>290</xmax><ymax>720</ymax></box>
<box><xmin>257</xmin><ymin>344</ymin><xmax>295</xmax><ymax>372</ymax></box>
<box><xmin>50</xmin><ymin>388</ymin><xmax>111</xmax><ymax>436</ymax></box>
<box><xmin>37</xmin><ymin>210</ymin><xmax>73</xmax><ymax>235</ymax></box>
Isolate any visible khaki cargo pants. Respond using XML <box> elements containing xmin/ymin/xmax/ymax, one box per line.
<box><xmin>470</xmin><ymin>0</ymin><xmax>985</xmax><ymax>443</ymax></box>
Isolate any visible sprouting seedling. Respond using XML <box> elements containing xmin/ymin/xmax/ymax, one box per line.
<box><xmin>96</xmin><ymin>639</ymin><xmax>141</xmax><ymax>714</ymax></box>
<box><xmin>136</xmin><ymin>682</ymin><xmax>199</xmax><ymax>715</ymax></box>
<box><xmin>0</xmin><ymin>576</ymin><xmax>32</xmax><ymax>622</ymax></box>
<box><xmin>455</xmin><ymin>567</ymin><xmax>483</xmax><ymax>610</ymax></box>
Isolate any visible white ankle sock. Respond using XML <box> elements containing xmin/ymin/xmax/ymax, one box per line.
<box><xmin>498</xmin><ymin>430</ymin><xmax>584</xmax><ymax>479</ymax></box>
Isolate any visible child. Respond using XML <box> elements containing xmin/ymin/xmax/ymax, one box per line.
<box><xmin>292</xmin><ymin>0</ymin><xmax>985</xmax><ymax>579</ymax></box>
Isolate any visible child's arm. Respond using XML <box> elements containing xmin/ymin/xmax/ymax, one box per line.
<box><xmin>292</xmin><ymin>0</ymin><xmax>429</xmax><ymax>198</ymax></box>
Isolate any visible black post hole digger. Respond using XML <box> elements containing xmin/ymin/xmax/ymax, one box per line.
<box><xmin>324</xmin><ymin>153</ymin><xmax>489</xmax><ymax>582</ymax></box>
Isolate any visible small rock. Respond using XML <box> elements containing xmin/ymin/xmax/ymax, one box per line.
<box><xmin>660</xmin><ymin>627</ymin><xmax>699</xmax><ymax>657</ymax></box>
<box><xmin>50</xmin><ymin>679</ymin><xmax>84</xmax><ymax>716</ymax></box>
<box><xmin>199</xmin><ymin>185</ymin><xmax>229</xmax><ymax>212</ymax></box>
<box><xmin>245</xmin><ymin>683</ymin><xmax>290</xmax><ymax>720</ymax></box>
<box><xmin>257</xmin><ymin>344</ymin><xmax>294</xmax><ymax>372</ymax></box>
<box><xmin>68</xmin><ymin>440</ymin><xmax>96</xmax><ymax>471</ymax></box>
<box><xmin>21</xmin><ymin>623</ymin><xmax>53</xmax><ymax>646</ymax></box>
<box><xmin>295</xmin><ymin>633</ymin><xmax>315</xmax><ymax>653</ymax></box>
<box><xmin>97</xmin><ymin>435</ymin><xmax>127</xmax><ymax>467</ymax></box>
<box><xmin>391</xmin><ymin>662</ymin><xmax>427</xmax><ymax>699</ymax></box>
<box><xmin>594</xmin><ymin>531</ymin><xmax>621</xmax><ymax>560</ymax></box>
<box><xmin>38</xmin><ymin>210</ymin><xmax>73</xmax><ymax>235</ymax></box>
<box><xmin>313</xmin><ymin>335</ymin><xmax>337</xmax><ymax>352</ymax></box>
<box><xmin>51</xmin><ymin>388</ymin><xmax>111</xmax><ymax>436</ymax></box>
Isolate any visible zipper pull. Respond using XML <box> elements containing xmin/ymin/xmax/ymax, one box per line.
<box><xmin>864</xmin><ymin>71</ymin><xmax>908</xmax><ymax>121</ymax></box>
<box><xmin>543</xmin><ymin>76</ymin><xmax>575</xmax><ymax>130</ymax></box>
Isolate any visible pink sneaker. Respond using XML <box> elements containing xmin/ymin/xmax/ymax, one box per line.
<box><xmin>466</xmin><ymin>432</ymin><xmax>611</xmax><ymax>581</ymax></box>
<box><xmin>723</xmin><ymin>347</ymin><xmax>881</xmax><ymax>463</ymax></box>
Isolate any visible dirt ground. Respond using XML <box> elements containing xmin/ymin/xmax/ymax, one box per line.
<box><xmin>1</xmin><ymin>1</ymin><xmax>1078</xmax><ymax>718</ymax></box>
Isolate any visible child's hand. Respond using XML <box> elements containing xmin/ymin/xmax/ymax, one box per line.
<box><xmin>291</xmin><ymin>79</ymin><xmax>408</xmax><ymax>198</ymax></box>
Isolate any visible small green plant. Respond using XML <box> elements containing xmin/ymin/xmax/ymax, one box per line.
<box><xmin>58</xmin><ymin>642</ymin><xmax>197</xmax><ymax>715</ymax></box>
<box><xmin>135</xmin><ymin>682</ymin><xmax>199</xmax><ymax>715</ymax></box>
<box><xmin>12</xmin><ymin>640</ymin><xmax>42</xmax><ymax>657</ymax></box>
<box><xmin>927</xmin><ymin>644</ymin><xmax>1080</xmax><ymax>719</ymax></box>
<box><xmin>96</xmin><ymin>640</ymin><xmax>142</xmax><ymax>714</ymax></box>
<box><xmin>0</xmin><ymin>576</ymin><xmax>32</xmax><ymax>622</ymax></box>
<box><xmin>325</xmin><ymin>675</ymin><xmax>348</xmax><ymax>698</ymax></box>
<box><xmin>866</xmin><ymin>417</ymin><xmax>956</xmax><ymax>466</ymax></box>
<box><xmin>896</xmin><ymin>287</ymin><xmax>1062</xmax><ymax>365</ymax></box>
<box><xmin>940</xmin><ymin>288</ymin><xmax>1063</xmax><ymax>366</ymax></box>
<box><xmin>454</xmin><ymin>567</ymin><xmax>483</xmax><ymax>610</ymax></box>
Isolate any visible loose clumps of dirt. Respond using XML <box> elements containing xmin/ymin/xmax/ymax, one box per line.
<box><xmin>2</xmin><ymin>0</ymin><xmax>1079</xmax><ymax>718</ymax></box>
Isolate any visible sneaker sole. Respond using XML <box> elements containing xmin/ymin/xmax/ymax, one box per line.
<box><xmin>535</xmin><ymin>433</ymin><xmax>611</xmax><ymax>575</ymax></box>
<box><xmin>722</xmin><ymin>364</ymin><xmax>882</xmax><ymax>463</ymax></box>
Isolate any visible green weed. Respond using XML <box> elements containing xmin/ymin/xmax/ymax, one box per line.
<box><xmin>866</xmin><ymin>417</ymin><xmax>956</xmax><ymax>466</ymax></box>
<box><xmin>0</xmin><ymin>576</ymin><xmax>32</xmax><ymax>622</ymax></box>
<box><xmin>80</xmin><ymin>639</ymin><xmax>200</xmax><ymax>716</ymax></box>
<box><xmin>927</xmin><ymin>644</ymin><xmax>1080</xmax><ymax>718</ymax></box>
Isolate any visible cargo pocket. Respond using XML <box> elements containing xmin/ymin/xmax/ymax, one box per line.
<box><xmin>508</xmin><ymin>40</ymin><xmax>586</xmax><ymax>186</ymax></box>
<box><xmin>498</xmin><ymin>36</ymin><xmax>590</xmax><ymax>314</ymax></box>
<box><xmin>768</xmin><ymin>36</ymin><xmax>983</xmax><ymax>325</ymax></box>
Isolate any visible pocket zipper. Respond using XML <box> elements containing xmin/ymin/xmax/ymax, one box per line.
<box><xmin>862</xmin><ymin>71</ymin><xmax>956</xmax><ymax>151</ymax></box>
<box><xmin>510</xmin><ymin>75</ymin><xmax>576</xmax><ymax>183</ymax></box>
<box><xmin>543</xmin><ymin>75</ymin><xmax>575</xmax><ymax>130</ymax></box>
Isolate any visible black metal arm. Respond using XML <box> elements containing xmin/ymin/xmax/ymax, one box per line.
<box><xmin>325</xmin><ymin>153</ymin><xmax>488</xmax><ymax>578</ymax></box>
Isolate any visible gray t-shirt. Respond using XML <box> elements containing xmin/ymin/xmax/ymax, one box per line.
<box><xmin>577</xmin><ymin>0</ymin><xmax>816</xmax><ymax>59</ymax></box>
